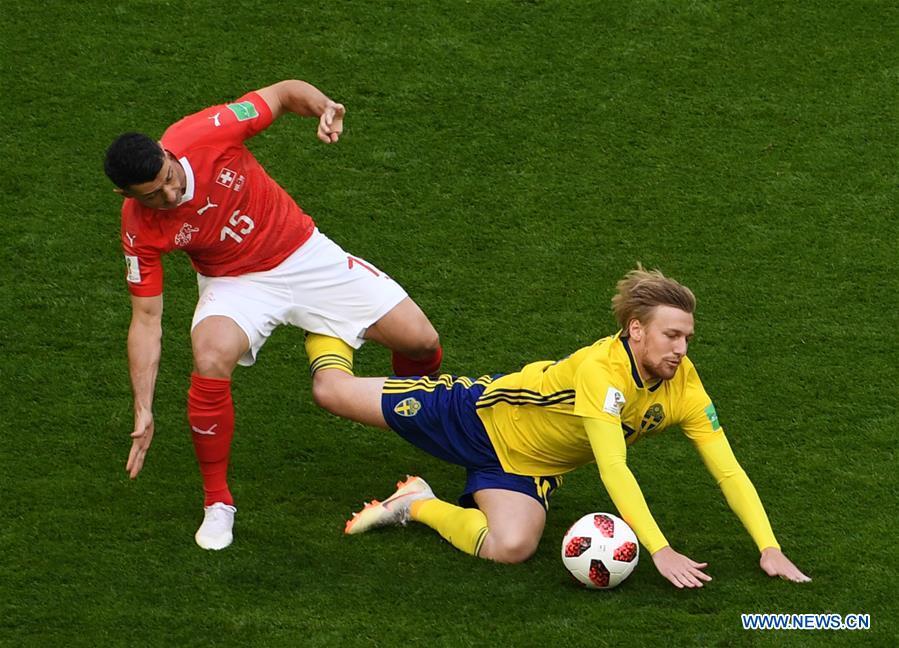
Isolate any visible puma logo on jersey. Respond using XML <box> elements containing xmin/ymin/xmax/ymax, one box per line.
<box><xmin>209</xmin><ymin>112</ymin><xmax>221</xmax><ymax>127</ymax></box>
<box><xmin>175</xmin><ymin>223</ymin><xmax>200</xmax><ymax>247</ymax></box>
<box><xmin>197</xmin><ymin>196</ymin><xmax>218</xmax><ymax>215</ymax></box>
<box><xmin>124</xmin><ymin>231</ymin><xmax>136</xmax><ymax>246</ymax></box>
<box><xmin>191</xmin><ymin>424</ymin><xmax>218</xmax><ymax>436</ymax></box>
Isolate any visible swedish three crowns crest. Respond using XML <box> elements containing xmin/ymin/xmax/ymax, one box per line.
<box><xmin>641</xmin><ymin>403</ymin><xmax>665</xmax><ymax>433</ymax></box>
<box><xmin>394</xmin><ymin>398</ymin><xmax>422</xmax><ymax>417</ymax></box>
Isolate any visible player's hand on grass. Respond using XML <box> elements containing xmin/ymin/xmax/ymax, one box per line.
<box><xmin>126</xmin><ymin>407</ymin><xmax>155</xmax><ymax>479</ymax></box>
<box><xmin>760</xmin><ymin>547</ymin><xmax>811</xmax><ymax>583</ymax></box>
<box><xmin>651</xmin><ymin>546</ymin><xmax>712</xmax><ymax>589</ymax></box>
<box><xmin>317</xmin><ymin>101</ymin><xmax>345</xmax><ymax>143</ymax></box>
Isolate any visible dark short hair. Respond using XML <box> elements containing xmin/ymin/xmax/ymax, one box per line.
<box><xmin>104</xmin><ymin>132</ymin><xmax>164</xmax><ymax>189</ymax></box>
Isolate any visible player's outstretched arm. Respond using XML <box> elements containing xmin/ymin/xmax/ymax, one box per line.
<box><xmin>692</xmin><ymin>433</ymin><xmax>810</xmax><ymax>582</ymax></box>
<box><xmin>126</xmin><ymin>294</ymin><xmax>163</xmax><ymax>479</ymax></box>
<box><xmin>760</xmin><ymin>547</ymin><xmax>811</xmax><ymax>583</ymax></box>
<box><xmin>585</xmin><ymin>418</ymin><xmax>712</xmax><ymax>589</ymax></box>
<box><xmin>256</xmin><ymin>80</ymin><xmax>345</xmax><ymax>143</ymax></box>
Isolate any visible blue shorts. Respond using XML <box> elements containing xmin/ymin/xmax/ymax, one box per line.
<box><xmin>381</xmin><ymin>375</ymin><xmax>561</xmax><ymax>510</ymax></box>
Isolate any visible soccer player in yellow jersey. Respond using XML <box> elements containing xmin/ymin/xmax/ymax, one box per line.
<box><xmin>305</xmin><ymin>267</ymin><xmax>810</xmax><ymax>588</ymax></box>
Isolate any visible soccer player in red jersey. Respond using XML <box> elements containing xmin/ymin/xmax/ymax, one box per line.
<box><xmin>105</xmin><ymin>80</ymin><xmax>443</xmax><ymax>550</ymax></box>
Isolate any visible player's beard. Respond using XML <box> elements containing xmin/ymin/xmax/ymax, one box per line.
<box><xmin>649</xmin><ymin>357</ymin><xmax>681</xmax><ymax>381</ymax></box>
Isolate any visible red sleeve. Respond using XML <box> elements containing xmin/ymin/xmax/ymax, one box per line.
<box><xmin>121</xmin><ymin>203</ymin><xmax>164</xmax><ymax>297</ymax></box>
<box><xmin>226</xmin><ymin>91</ymin><xmax>274</xmax><ymax>138</ymax></box>
<box><xmin>162</xmin><ymin>91</ymin><xmax>274</xmax><ymax>151</ymax></box>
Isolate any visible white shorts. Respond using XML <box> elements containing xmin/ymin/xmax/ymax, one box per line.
<box><xmin>191</xmin><ymin>229</ymin><xmax>408</xmax><ymax>366</ymax></box>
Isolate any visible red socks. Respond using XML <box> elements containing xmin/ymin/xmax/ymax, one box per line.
<box><xmin>391</xmin><ymin>345</ymin><xmax>443</xmax><ymax>377</ymax></box>
<box><xmin>186</xmin><ymin>345</ymin><xmax>442</xmax><ymax>507</ymax></box>
<box><xmin>188</xmin><ymin>373</ymin><xmax>235</xmax><ymax>507</ymax></box>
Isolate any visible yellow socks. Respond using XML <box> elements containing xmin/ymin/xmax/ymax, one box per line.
<box><xmin>411</xmin><ymin>498</ymin><xmax>489</xmax><ymax>557</ymax></box>
<box><xmin>305</xmin><ymin>333</ymin><xmax>355</xmax><ymax>376</ymax></box>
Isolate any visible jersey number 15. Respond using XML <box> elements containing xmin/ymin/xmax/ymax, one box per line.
<box><xmin>220</xmin><ymin>210</ymin><xmax>255</xmax><ymax>243</ymax></box>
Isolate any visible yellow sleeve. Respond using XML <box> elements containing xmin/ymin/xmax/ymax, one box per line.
<box><xmin>676</xmin><ymin>362</ymin><xmax>722</xmax><ymax>442</ymax></box>
<box><xmin>585</xmin><ymin>417</ymin><xmax>669</xmax><ymax>554</ymax></box>
<box><xmin>693</xmin><ymin>432</ymin><xmax>780</xmax><ymax>552</ymax></box>
<box><xmin>573</xmin><ymin>358</ymin><xmax>628</xmax><ymax>423</ymax></box>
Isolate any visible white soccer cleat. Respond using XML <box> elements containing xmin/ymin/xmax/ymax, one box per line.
<box><xmin>195</xmin><ymin>502</ymin><xmax>237</xmax><ymax>550</ymax></box>
<box><xmin>344</xmin><ymin>476</ymin><xmax>434</xmax><ymax>535</ymax></box>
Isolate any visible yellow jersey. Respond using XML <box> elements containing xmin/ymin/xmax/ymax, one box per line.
<box><xmin>475</xmin><ymin>332</ymin><xmax>779</xmax><ymax>554</ymax></box>
<box><xmin>476</xmin><ymin>332</ymin><xmax>721</xmax><ymax>476</ymax></box>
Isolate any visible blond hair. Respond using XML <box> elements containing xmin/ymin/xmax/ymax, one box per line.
<box><xmin>612</xmin><ymin>265</ymin><xmax>696</xmax><ymax>337</ymax></box>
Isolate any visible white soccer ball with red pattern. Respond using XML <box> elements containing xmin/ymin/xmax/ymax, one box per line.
<box><xmin>561</xmin><ymin>512</ymin><xmax>639</xmax><ymax>589</ymax></box>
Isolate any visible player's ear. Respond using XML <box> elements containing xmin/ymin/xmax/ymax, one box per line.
<box><xmin>113</xmin><ymin>188</ymin><xmax>128</xmax><ymax>196</ymax></box>
<box><xmin>628</xmin><ymin>319</ymin><xmax>643</xmax><ymax>342</ymax></box>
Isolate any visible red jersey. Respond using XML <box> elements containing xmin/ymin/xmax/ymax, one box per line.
<box><xmin>121</xmin><ymin>92</ymin><xmax>315</xmax><ymax>297</ymax></box>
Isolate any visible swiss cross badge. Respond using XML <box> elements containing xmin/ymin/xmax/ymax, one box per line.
<box><xmin>216</xmin><ymin>167</ymin><xmax>237</xmax><ymax>188</ymax></box>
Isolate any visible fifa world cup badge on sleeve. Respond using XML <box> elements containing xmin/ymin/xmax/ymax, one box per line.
<box><xmin>602</xmin><ymin>387</ymin><xmax>625</xmax><ymax>416</ymax></box>
<box><xmin>226</xmin><ymin>101</ymin><xmax>259</xmax><ymax>121</ymax></box>
<box><xmin>704</xmin><ymin>403</ymin><xmax>721</xmax><ymax>430</ymax></box>
<box><xmin>125</xmin><ymin>255</ymin><xmax>141</xmax><ymax>283</ymax></box>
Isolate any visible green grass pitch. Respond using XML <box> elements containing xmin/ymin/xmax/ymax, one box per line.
<box><xmin>2</xmin><ymin>1</ymin><xmax>896</xmax><ymax>645</ymax></box>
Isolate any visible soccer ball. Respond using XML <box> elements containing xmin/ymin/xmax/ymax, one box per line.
<box><xmin>561</xmin><ymin>512</ymin><xmax>639</xmax><ymax>589</ymax></box>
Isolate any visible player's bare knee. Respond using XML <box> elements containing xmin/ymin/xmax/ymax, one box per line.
<box><xmin>500</xmin><ymin>541</ymin><xmax>538</xmax><ymax>564</ymax></box>
<box><xmin>311</xmin><ymin>370</ymin><xmax>350</xmax><ymax>415</ymax></box>
<box><xmin>407</xmin><ymin>327</ymin><xmax>440</xmax><ymax>359</ymax></box>
<box><xmin>192</xmin><ymin>343</ymin><xmax>237</xmax><ymax>378</ymax></box>
<box><xmin>310</xmin><ymin>372</ymin><xmax>336</xmax><ymax>412</ymax></box>
<box><xmin>485</xmin><ymin>534</ymin><xmax>539</xmax><ymax>564</ymax></box>
<box><xmin>422</xmin><ymin>328</ymin><xmax>441</xmax><ymax>354</ymax></box>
